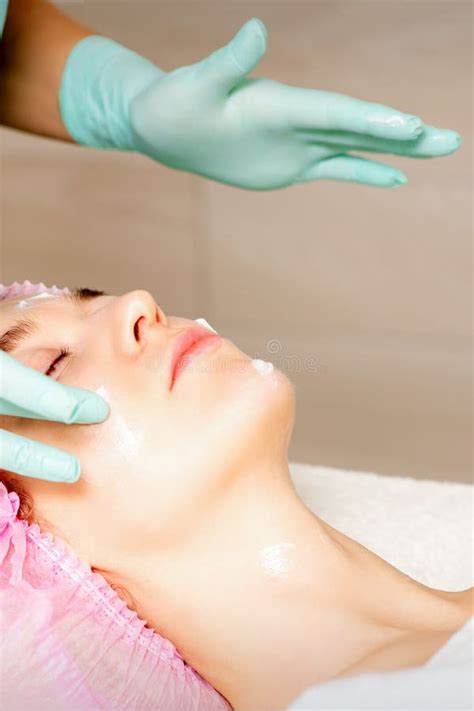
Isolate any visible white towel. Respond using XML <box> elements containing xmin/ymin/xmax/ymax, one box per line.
<box><xmin>289</xmin><ymin>461</ymin><xmax>473</xmax><ymax>589</ymax></box>
<box><xmin>286</xmin><ymin>462</ymin><xmax>473</xmax><ymax>710</ymax></box>
<box><xmin>287</xmin><ymin>618</ymin><xmax>473</xmax><ymax>710</ymax></box>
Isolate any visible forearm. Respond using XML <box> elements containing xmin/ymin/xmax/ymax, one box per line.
<box><xmin>0</xmin><ymin>0</ymin><xmax>91</xmax><ymax>140</ymax></box>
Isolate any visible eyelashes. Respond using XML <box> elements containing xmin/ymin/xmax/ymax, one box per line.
<box><xmin>45</xmin><ymin>347</ymin><xmax>71</xmax><ymax>377</ymax></box>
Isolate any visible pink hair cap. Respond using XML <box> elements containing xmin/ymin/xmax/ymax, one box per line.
<box><xmin>0</xmin><ymin>280</ymin><xmax>70</xmax><ymax>301</ymax></box>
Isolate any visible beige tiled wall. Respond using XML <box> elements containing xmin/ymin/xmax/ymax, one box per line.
<box><xmin>1</xmin><ymin>1</ymin><xmax>472</xmax><ymax>482</ymax></box>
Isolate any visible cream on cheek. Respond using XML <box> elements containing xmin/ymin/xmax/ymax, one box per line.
<box><xmin>76</xmin><ymin>385</ymin><xmax>144</xmax><ymax>488</ymax></box>
<box><xmin>94</xmin><ymin>385</ymin><xmax>141</xmax><ymax>461</ymax></box>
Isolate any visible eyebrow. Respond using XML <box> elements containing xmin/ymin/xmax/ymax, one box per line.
<box><xmin>0</xmin><ymin>287</ymin><xmax>107</xmax><ymax>354</ymax></box>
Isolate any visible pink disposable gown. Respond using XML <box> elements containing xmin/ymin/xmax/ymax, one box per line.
<box><xmin>0</xmin><ymin>482</ymin><xmax>232</xmax><ymax>711</ymax></box>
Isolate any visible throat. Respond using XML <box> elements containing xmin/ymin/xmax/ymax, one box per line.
<box><xmin>116</xmin><ymin>480</ymin><xmax>471</xmax><ymax>711</ymax></box>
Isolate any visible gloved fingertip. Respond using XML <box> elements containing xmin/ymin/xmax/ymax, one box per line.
<box><xmin>39</xmin><ymin>452</ymin><xmax>81</xmax><ymax>484</ymax></box>
<box><xmin>64</xmin><ymin>468</ymin><xmax>81</xmax><ymax>484</ymax></box>
<box><xmin>374</xmin><ymin>170</ymin><xmax>407</xmax><ymax>187</ymax></box>
<box><xmin>370</xmin><ymin>174</ymin><xmax>407</xmax><ymax>188</ymax></box>
<box><xmin>435</xmin><ymin>129</ymin><xmax>462</xmax><ymax>151</ymax></box>
<box><xmin>229</xmin><ymin>17</ymin><xmax>267</xmax><ymax>74</ymax></box>
<box><xmin>60</xmin><ymin>459</ymin><xmax>81</xmax><ymax>484</ymax></box>
<box><xmin>250</xmin><ymin>17</ymin><xmax>268</xmax><ymax>43</ymax></box>
<box><xmin>452</xmin><ymin>131</ymin><xmax>462</xmax><ymax>147</ymax></box>
<box><xmin>70</xmin><ymin>394</ymin><xmax>110</xmax><ymax>425</ymax></box>
<box><xmin>392</xmin><ymin>173</ymin><xmax>408</xmax><ymax>186</ymax></box>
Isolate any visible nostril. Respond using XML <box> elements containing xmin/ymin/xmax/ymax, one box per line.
<box><xmin>134</xmin><ymin>317</ymin><xmax>143</xmax><ymax>342</ymax></box>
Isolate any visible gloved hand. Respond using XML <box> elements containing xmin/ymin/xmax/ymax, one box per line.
<box><xmin>0</xmin><ymin>351</ymin><xmax>109</xmax><ymax>483</ymax></box>
<box><xmin>59</xmin><ymin>18</ymin><xmax>461</xmax><ymax>189</ymax></box>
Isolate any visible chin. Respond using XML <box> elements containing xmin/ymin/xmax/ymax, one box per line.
<box><xmin>212</xmin><ymin>362</ymin><xmax>296</xmax><ymax>466</ymax></box>
<box><xmin>257</xmin><ymin>366</ymin><xmax>296</xmax><ymax>440</ymax></box>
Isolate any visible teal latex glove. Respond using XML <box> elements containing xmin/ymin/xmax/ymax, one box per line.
<box><xmin>0</xmin><ymin>351</ymin><xmax>109</xmax><ymax>483</ymax></box>
<box><xmin>60</xmin><ymin>18</ymin><xmax>461</xmax><ymax>190</ymax></box>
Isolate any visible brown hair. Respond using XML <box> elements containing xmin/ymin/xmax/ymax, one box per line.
<box><xmin>0</xmin><ymin>473</ymin><xmax>35</xmax><ymax>522</ymax></box>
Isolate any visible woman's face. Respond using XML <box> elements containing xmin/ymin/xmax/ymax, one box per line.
<box><xmin>0</xmin><ymin>289</ymin><xmax>295</xmax><ymax>565</ymax></box>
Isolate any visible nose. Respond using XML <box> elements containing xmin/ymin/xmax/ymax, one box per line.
<box><xmin>114</xmin><ymin>290</ymin><xmax>167</xmax><ymax>355</ymax></box>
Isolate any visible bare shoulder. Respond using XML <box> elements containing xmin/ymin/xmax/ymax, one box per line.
<box><xmin>457</xmin><ymin>587</ymin><xmax>473</xmax><ymax>624</ymax></box>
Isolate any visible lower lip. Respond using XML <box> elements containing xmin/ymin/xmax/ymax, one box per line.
<box><xmin>171</xmin><ymin>335</ymin><xmax>222</xmax><ymax>389</ymax></box>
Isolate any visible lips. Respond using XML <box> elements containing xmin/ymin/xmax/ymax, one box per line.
<box><xmin>169</xmin><ymin>326</ymin><xmax>221</xmax><ymax>389</ymax></box>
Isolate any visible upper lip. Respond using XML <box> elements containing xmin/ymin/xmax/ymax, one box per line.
<box><xmin>169</xmin><ymin>326</ymin><xmax>219</xmax><ymax>389</ymax></box>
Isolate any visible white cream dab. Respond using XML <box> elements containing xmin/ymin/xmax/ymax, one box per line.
<box><xmin>194</xmin><ymin>317</ymin><xmax>218</xmax><ymax>334</ymax></box>
<box><xmin>92</xmin><ymin>386</ymin><xmax>140</xmax><ymax>473</ymax></box>
<box><xmin>251</xmin><ymin>359</ymin><xmax>274</xmax><ymax>375</ymax></box>
<box><xmin>15</xmin><ymin>293</ymin><xmax>60</xmax><ymax>309</ymax></box>
<box><xmin>94</xmin><ymin>385</ymin><xmax>110</xmax><ymax>402</ymax></box>
<box><xmin>259</xmin><ymin>543</ymin><xmax>296</xmax><ymax>578</ymax></box>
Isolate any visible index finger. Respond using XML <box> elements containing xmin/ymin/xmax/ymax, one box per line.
<box><xmin>0</xmin><ymin>351</ymin><xmax>109</xmax><ymax>424</ymax></box>
<box><xmin>282</xmin><ymin>85</ymin><xmax>425</xmax><ymax>140</ymax></box>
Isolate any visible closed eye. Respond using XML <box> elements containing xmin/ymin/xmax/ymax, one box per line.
<box><xmin>45</xmin><ymin>348</ymin><xmax>71</xmax><ymax>377</ymax></box>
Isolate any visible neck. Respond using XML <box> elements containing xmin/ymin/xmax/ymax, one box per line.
<box><xmin>114</xmin><ymin>460</ymin><xmax>470</xmax><ymax>711</ymax></box>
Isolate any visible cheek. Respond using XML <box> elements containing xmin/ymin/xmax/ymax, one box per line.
<box><xmin>0</xmin><ymin>364</ymin><xmax>295</xmax><ymax>558</ymax></box>
<box><xmin>79</xmin><ymin>362</ymin><xmax>295</xmax><ymax>547</ymax></box>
